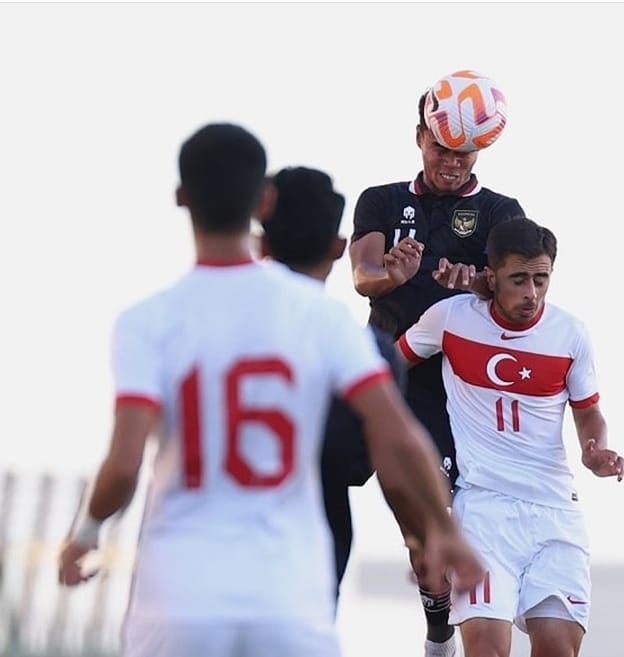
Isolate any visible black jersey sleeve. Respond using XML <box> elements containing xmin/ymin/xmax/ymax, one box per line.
<box><xmin>492</xmin><ymin>196</ymin><xmax>525</xmax><ymax>224</ymax></box>
<box><xmin>351</xmin><ymin>185</ymin><xmax>390</xmax><ymax>243</ymax></box>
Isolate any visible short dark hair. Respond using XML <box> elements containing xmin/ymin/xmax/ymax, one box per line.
<box><xmin>487</xmin><ymin>217</ymin><xmax>558</xmax><ymax>270</ymax></box>
<box><xmin>418</xmin><ymin>90</ymin><xmax>428</xmax><ymax>127</ymax></box>
<box><xmin>261</xmin><ymin>167</ymin><xmax>345</xmax><ymax>268</ymax></box>
<box><xmin>178</xmin><ymin>123</ymin><xmax>267</xmax><ymax>233</ymax></box>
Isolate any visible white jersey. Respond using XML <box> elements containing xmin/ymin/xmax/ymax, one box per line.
<box><xmin>112</xmin><ymin>259</ymin><xmax>388</xmax><ymax>625</ymax></box>
<box><xmin>399</xmin><ymin>294</ymin><xmax>599</xmax><ymax>509</ymax></box>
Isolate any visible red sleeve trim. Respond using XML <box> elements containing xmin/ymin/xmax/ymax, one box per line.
<box><xmin>397</xmin><ymin>334</ymin><xmax>426</xmax><ymax>364</ymax></box>
<box><xmin>115</xmin><ymin>394</ymin><xmax>161</xmax><ymax>412</ymax></box>
<box><xmin>342</xmin><ymin>368</ymin><xmax>391</xmax><ymax>400</ymax></box>
<box><xmin>569</xmin><ymin>392</ymin><xmax>600</xmax><ymax>409</ymax></box>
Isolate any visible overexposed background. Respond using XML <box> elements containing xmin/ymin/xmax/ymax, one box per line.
<box><xmin>0</xmin><ymin>3</ymin><xmax>622</xmax><ymax>656</ymax></box>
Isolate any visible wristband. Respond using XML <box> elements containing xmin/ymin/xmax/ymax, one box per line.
<box><xmin>70</xmin><ymin>514</ymin><xmax>103</xmax><ymax>546</ymax></box>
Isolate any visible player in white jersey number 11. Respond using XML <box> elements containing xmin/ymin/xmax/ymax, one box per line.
<box><xmin>397</xmin><ymin>216</ymin><xmax>623</xmax><ymax>657</ymax></box>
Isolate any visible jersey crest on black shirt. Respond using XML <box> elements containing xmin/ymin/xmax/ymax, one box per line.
<box><xmin>451</xmin><ymin>209</ymin><xmax>479</xmax><ymax>237</ymax></box>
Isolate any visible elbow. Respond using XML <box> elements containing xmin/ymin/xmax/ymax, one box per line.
<box><xmin>354</xmin><ymin>279</ymin><xmax>372</xmax><ymax>298</ymax></box>
<box><xmin>351</xmin><ymin>268</ymin><xmax>368</xmax><ymax>297</ymax></box>
<box><xmin>352</xmin><ymin>264</ymin><xmax>379</xmax><ymax>298</ymax></box>
<box><xmin>353</xmin><ymin>271</ymin><xmax>388</xmax><ymax>299</ymax></box>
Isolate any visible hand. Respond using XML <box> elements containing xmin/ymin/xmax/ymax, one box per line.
<box><xmin>58</xmin><ymin>539</ymin><xmax>100</xmax><ymax>587</ymax></box>
<box><xmin>432</xmin><ymin>258</ymin><xmax>476</xmax><ymax>291</ymax></box>
<box><xmin>581</xmin><ymin>439</ymin><xmax>624</xmax><ymax>481</ymax></box>
<box><xmin>383</xmin><ymin>237</ymin><xmax>424</xmax><ymax>287</ymax></box>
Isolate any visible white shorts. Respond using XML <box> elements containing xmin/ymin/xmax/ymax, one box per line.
<box><xmin>122</xmin><ymin>617</ymin><xmax>342</xmax><ymax>657</ymax></box>
<box><xmin>449</xmin><ymin>486</ymin><xmax>591</xmax><ymax>633</ymax></box>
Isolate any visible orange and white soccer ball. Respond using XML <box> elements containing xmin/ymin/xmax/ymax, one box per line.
<box><xmin>423</xmin><ymin>70</ymin><xmax>507</xmax><ymax>152</ymax></box>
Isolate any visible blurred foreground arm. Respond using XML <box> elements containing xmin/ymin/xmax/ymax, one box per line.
<box><xmin>347</xmin><ymin>378</ymin><xmax>484</xmax><ymax>594</ymax></box>
<box><xmin>58</xmin><ymin>403</ymin><xmax>158</xmax><ymax>586</ymax></box>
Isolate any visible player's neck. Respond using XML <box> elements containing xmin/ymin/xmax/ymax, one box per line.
<box><xmin>291</xmin><ymin>261</ymin><xmax>332</xmax><ymax>283</ymax></box>
<box><xmin>194</xmin><ymin>232</ymin><xmax>253</xmax><ymax>264</ymax></box>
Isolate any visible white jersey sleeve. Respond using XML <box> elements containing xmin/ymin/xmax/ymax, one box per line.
<box><xmin>111</xmin><ymin>303</ymin><xmax>162</xmax><ymax>406</ymax></box>
<box><xmin>566</xmin><ymin>319</ymin><xmax>599</xmax><ymax>407</ymax></box>
<box><xmin>316</xmin><ymin>296</ymin><xmax>390</xmax><ymax>398</ymax></box>
<box><xmin>397</xmin><ymin>297</ymin><xmax>451</xmax><ymax>363</ymax></box>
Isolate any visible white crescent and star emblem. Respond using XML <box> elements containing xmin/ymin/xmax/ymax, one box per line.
<box><xmin>486</xmin><ymin>353</ymin><xmax>533</xmax><ymax>386</ymax></box>
<box><xmin>486</xmin><ymin>353</ymin><xmax>517</xmax><ymax>386</ymax></box>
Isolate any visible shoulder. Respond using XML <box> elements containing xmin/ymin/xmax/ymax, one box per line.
<box><xmin>544</xmin><ymin>302</ymin><xmax>589</xmax><ymax>334</ymax></box>
<box><xmin>264</xmin><ymin>263</ymin><xmax>360</xmax><ymax>326</ymax></box>
<box><xmin>353</xmin><ymin>182</ymin><xmax>415</xmax><ymax>235</ymax></box>
<box><xmin>116</xmin><ymin>283</ymin><xmax>176</xmax><ymax>325</ymax></box>
<box><xmin>113</xmin><ymin>279</ymin><xmax>185</xmax><ymax>343</ymax></box>
<box><xmin>477</xmin><ymin>186</ymin><xmax>525</xmax><ymax>216</ymax></box>
<box><xmin>539</xmin><ymin>303</ymin><xmax>596</xmax><ymax>358</ymax></box>
<box><xmin>253</xmin><ymin>260</ymin><xmax>333</xmax><ymax>308</ymax></box>
<box><xmin>435</xmin><ymin>292</ymin><xmax>472</xmax><ymax>311</ymax></box>
<box><xmin>356</xmin><ymin>181</ymin><xmax>412</xmax><ymax>203</ymax></box>
<box><xmin>264</xmin><ymin>259</ymin><xmax>323</xmax><ymax>292</ymax></box>
<box><xmin>425</xmin><ymin>293</ymin><xmax>482</xmax><ymax>323</ymax></box>
<box><xmin>478</xmin><ymin>185</ymin><xmax>518</xmax><ymax>202</ymax></box>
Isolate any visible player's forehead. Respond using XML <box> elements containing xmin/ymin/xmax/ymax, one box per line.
<box><xmin>499</xmin><ymin>254</ymin><xmax>552</xmax><ymax>276</ymax></box>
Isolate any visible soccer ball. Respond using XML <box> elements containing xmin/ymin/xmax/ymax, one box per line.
<box><xmin>423</xmin><ymin>70</ymin><xmax>507</xmax><ymax>152</ymax></box>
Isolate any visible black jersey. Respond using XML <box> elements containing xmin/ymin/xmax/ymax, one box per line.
<box><xmin>351</xmin><ymin>173</ymin><xmax>524</xmax><ymax>483</ymax></box>
<box><xmin>352</xmin><ymin>174</ymin><xmax>524</xmax><ymax>338</ymax></box>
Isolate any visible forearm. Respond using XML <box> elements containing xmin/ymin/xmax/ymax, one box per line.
<box><xmin>87</xmin><ymin>457</ymin><xmax>139</xmax><ymax>521</ymax></box>
<box><xmin>578</xmin><ymin>425</ymin><xmax>608</xmax><ymax>451</ymax></box>
<box><xmin>372</xmin><ymin>423</ymin><xmax>453</xmax><ymax>541</ymax></box>
<box><xmin>350</xmin><ymin>379</ymin><xmax>453</xmax><ymax>540</ymax></box>
<box><xmin>84</xmin><ymin>404</ymin><xmax>154</xmax><ymax>521</ymax></box>
<box><xmin>353</xmin><ymin>264</ymin><xmax>399</xmax><ymax>298</ymax></box>
<box><xmin>574</xmin><ymin>407</ymin><xmax>608</xmax><ymax>450</ymax></box>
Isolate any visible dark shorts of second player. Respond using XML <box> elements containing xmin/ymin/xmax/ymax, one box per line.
<box><xmin>404</xmin><ymin>353</ymin><xmax>458</xmax><ymax>487</ymax></box>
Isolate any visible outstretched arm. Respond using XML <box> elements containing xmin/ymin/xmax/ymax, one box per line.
<box><xmin>347</xmin><ymin>378</ymin><xmax>484</xmax><ymax>594</ymax></box>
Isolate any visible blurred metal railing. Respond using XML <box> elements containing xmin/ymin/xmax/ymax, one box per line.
<box><xmin>0</xmin><ymin>469</ymin><xmax>147</xmax><ymax>657</ymax></box>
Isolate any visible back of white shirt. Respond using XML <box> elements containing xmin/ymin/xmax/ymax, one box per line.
<box><xmin>399</xmin><ymin>294</ymin><xmax>599</xmax><ymax>509</ymax></box>
<box><xmin>112</xmin><ymin>260</ymin><xmax>388</xmax><ymax>623</ymax></box>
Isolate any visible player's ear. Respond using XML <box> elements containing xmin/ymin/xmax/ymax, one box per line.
<box><xmin>176</xmin><ymin>185</ymin><xmax>188</xmax><ymax>208</ymax></box>
<box><xmin>332</xmin><ymin>236</ymin><xmax>347</xmax><ymax>261</ymax></box>
<box><xmin>416</xmin><ymin>125</ymin><xmax>423</xmax><ymax>149</ymax></box>
<box><xmin>485</xmin><ymin>266</ymin><xmax>495</xmax><ymax>291</ymax></box>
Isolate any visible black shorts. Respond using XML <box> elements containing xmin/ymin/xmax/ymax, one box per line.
<box><xmin>405</xmin><ymin>354</ymin><xmax>458</xmax><ymax>486</ymax></box>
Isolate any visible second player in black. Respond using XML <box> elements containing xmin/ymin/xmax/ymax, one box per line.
<box><xmin>349</xmin><ymin>89</ymin><xmax>525</xmax><ymax>657</ymax></box>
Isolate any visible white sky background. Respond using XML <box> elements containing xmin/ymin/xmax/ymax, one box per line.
<box><xmin>1</xmin><ymin>1</ymin><xmax>622</xmax><ymax>570</ymax></box>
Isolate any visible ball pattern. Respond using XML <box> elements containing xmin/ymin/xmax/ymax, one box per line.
<box><xmin>424</xmin><ymin>70</ymin><xmax>507</xmax><ymax>152</ymax></box>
